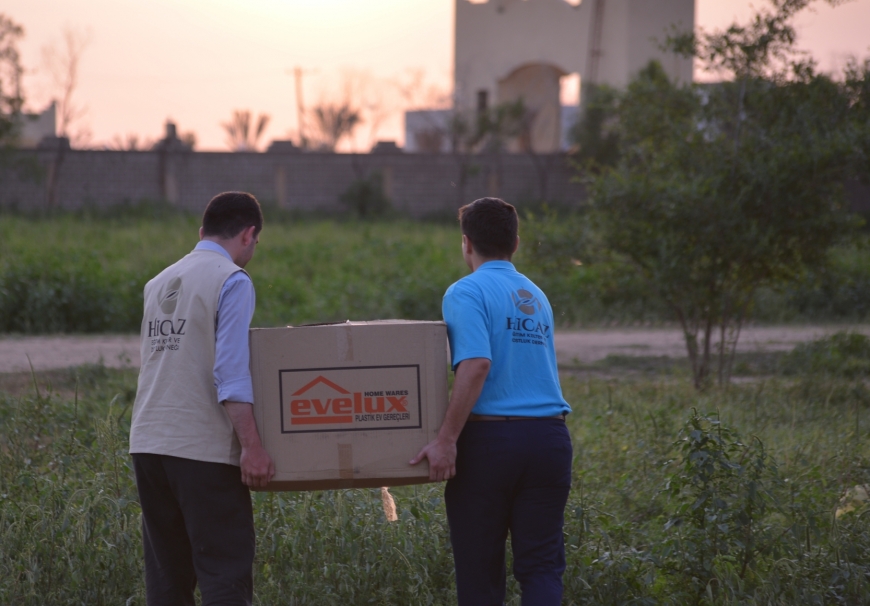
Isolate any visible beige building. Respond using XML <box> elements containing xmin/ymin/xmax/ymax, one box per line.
<box><xmin>453</xmin><ymin>0</ymin><xmax>694</xmax><ymax>152</ymax></box>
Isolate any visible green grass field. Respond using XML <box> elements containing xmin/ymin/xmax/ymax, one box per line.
<box><xmin>0</xmin><ymin>213</ymin><xmax>472</xmax><ymax>332</ymax></box>
<box><xmin>4</xmin><ymin>211</ymin><xmax>870</xmax><ymax>602</ymax></box>
<box><xmin>4</xmin><ymin>210</ymin><xmax>870</xmax><ymax>335</ymax></box>
<box><xmin>3</xmin><ymin>336</ymin><xmax>870</xmax><ymax>604</ymax></box>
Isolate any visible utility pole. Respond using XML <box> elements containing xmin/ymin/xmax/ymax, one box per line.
<box><xmin>581</xmin><ymin>0</ymin><xmax>606</xmax><ymax>114</ymax></box>
<box><xmin>294</xmin><ymin>67</ymin><xmax>306</xmax><ymax>148</ymax></box>
<box><xmin>586</xmin><ymin>0</ymin><xmax>605</xmax><ymax>86</ymax></box>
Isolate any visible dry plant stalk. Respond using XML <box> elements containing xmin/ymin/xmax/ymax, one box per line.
<box><xmin>381</xmin><ymin>487</ymin><xmax>398</xmax><ymax>522</ymax></box>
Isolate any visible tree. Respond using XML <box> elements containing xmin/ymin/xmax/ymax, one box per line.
<box><xmin>42</xmin><ymin>26</ymin><xmax>91</xmax><ymax>146</ymax></box>
<box><xmin>569</xmin><ymin>84</ymin><xmax>621</xmax><ymax>170</ymax></box>
<box><xmin>0</xmin><ymin>13</ymin><xmax>24</xmax><ymax>148</ymax></box>
<box><xmin>301</xmin><ymin>69</ymin><xmax>398</xmax><ymax>152</ymax></box>
<box><xmin>437</xmin><ymin>101</ymin><xmax>525</xmax><ymax>206</ymax></box>
<box><xmin>106</xmin><ymin>133</ymin><xmax>154</xmax><ymax>151</ymax></box>
<box><xmin>346</xmin><ymin>69</ymin><xmax>391</xmax><ymax>152</ymax></box>
<box><xmin>221</xmin><ymin>110</ymin><xmax>270</xmax><ymax>152</ymax></box>
<box><xmin>584</xmin><ymin>0</ymin><xmax>863</xmax><ymax>388</ymax></box>
<box><xmin>339</xmin><ymin>171</ymin><xmax>391</xmax><ymax>218</ymax></box>
<box><xmin>39</xmin><ymin>26</ymin><xmax>91</xmax><ymax>208</ymax></box>
<box><xmin>844</xmin><ymin>57</ymin><xmax>870</xmax><ymax>183</ymax></box>
<box><xmin>443</xmin><ymin>109</ymin><xmax>484</xmax><ymax>206</ymax></box>
<box><xmin>394</xmin><ymin>68</ymin><xmax>452</xmax><ymax>153</ymax></box>
<box><xmin>306</xmin><ymin>70</ymin><xmax>388</xmax><ymax>152</ymax></box>
<box><xmin>308</xmin><ymin>102</ymin><xmax>360</xmax><ymax>152</ymax></box>
<box><xmin>509</xmin><ymin>99</ymin><xmax>566</xmax><ymax>201</ymax></box>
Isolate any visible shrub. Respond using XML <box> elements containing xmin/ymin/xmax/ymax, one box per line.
<box><xmin>0</xmin><ymin>255</ymin><xmax>142</xmax><ymax>334</ymax></box>
<box><xmin>339</xmin><ymin>172</ymin><xmax>391</xmax><ymax>219</ymax></box>
<box><xmin>661</xmin><ymin>411</ymin><xmax>782</xmax><ymax>602</ymax></box>
<box><xmin>780</xmin><ymin>331</ymin><xmax>870</xmax><ymax>378</ymax></box>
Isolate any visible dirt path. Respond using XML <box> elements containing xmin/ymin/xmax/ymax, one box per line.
<box><xmin>0</xmin><ymin>335</ymin><xmax>141</xmax><ymax>373</ymax></box>
<box><xmin>1</xmin><ymin>325</ymin><xmax>868</xmax><ymax>374</ymax></box>
<box><xmin>553</xmin><ymin>325</ymin><xmax>870</xmax><ymax>365</ymax></box>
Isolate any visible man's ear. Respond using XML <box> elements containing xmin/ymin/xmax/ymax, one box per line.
<box><xmin>512</xmin><ymin>235</ymin><xmax>520</xmax><ymax>254</ymax></box>
<box><xmin>241</xmin><ymin>225</ymin><xmax>257</xmax><ymax>247</ymax></box>
<box><xmin>462</xmin><ymin>234</ymin><xmax>474</xmax><ymax>255</ymax></box>
<box><xmin>199</xmin><ymin>226</ymin><xmax>204</xmax><ymax>241</ymax></box>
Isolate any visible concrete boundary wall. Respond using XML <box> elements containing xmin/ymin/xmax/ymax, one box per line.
<box><xmin>0</xmin><ymin>150</ymin><xmax>585</xmax><ymax>217</ymax></box>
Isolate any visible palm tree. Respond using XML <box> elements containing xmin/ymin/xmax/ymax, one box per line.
<box><xmin>221</xmin><ymin>110</ymin><xmax>270</xmax><ymax>152</ymax></box>
<box><xmin>309</xmin><ymin>102</ymin><xmax>361</xmax><ymax>151</ymax></box>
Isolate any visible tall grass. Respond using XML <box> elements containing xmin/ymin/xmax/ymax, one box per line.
<box><xmin>4</xmin><ymin>338</ymin><xmax>870</xmax><ymax>603</ymax></box>
<box><xmin>250</xmin><ymin>221</ymin><xmax>467</xmax><ymax>326</ymax></box>
<box><xmin>0</xmin><ymin>214</ymin><xmax>470</xmax><ymax>332</ymax></box>
<box><xmin>3</xmin><ymin>209</ymin><xmax>870</xmax><ymax>333</ymax></box>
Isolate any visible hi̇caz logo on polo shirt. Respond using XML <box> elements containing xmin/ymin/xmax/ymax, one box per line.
<box><xmin>507</xmin><ymin>288</ymin><xmax>550</xmax><ymax>345</ymax></box>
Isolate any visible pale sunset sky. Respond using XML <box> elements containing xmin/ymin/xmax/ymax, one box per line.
<box><xmin>6</xmin><ymin>0</ymin><xmax>870</xmax><ymax>151</ymax></box>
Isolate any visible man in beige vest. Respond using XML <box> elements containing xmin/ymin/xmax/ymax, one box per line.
<box><xmin>129</xmin><ymin>191</ymin><xmax>274</xmax><ymax>606</ymax></box>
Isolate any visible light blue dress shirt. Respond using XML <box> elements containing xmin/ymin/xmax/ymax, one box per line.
<box><xmin>193</xmin><ymin>240</ymin><xmax>255</xmax><ymax>405</ymax></box>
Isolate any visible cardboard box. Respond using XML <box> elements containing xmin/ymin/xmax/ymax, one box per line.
<box><xmin>249</xmin><ymin>320</ymin><xmax>449</xmax><ymax>491</ymax></box>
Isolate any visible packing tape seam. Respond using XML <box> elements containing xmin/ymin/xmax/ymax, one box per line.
<box><xmin>338</xmin><ymin>443</ymin><xmax>353</xmax><ymax>479</ymax></box>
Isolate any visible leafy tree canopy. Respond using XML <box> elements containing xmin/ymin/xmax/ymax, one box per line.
<box><xmin>0</xmin><ymin>13</ymin><xmax>24</xmax><ymax>148</ymax></box>
<box><xmin>564</xmin><ymin>0</ymin><xmax>869</xmax><ymax>388</ymax></box>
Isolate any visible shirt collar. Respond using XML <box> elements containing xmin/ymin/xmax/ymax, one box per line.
<box><xmin>477</xmin><ymin>260</ymin><xmax>515</xmax><ymax>271</ymax></box>
<box><xmin>194</xmin><ymin>240</ymin><xmax>233</xmax><ymax>262</ymax></box>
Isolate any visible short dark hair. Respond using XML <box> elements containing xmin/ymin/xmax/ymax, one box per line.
<box><xmin>458</xmin><ymin>197</ymin><xmax>518</xmax><ymax>259</ymax></box>
<box><xmin>201</xmin><ymin>192</ymin><xmax>263</xmax><ymax>239</ymax></box>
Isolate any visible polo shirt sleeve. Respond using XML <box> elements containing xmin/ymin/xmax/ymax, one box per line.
<box><xmin>214</xmin><ymin>271</ymin><xmax>255</xmax><ymax>404</ymax></box>
<box><xmin>442</xmin><ymin>281</ymin><xmax>492</xmax><ymax>370</ymax></box>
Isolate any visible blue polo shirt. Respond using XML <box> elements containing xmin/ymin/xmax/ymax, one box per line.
<box><xmin>442</xmin><ymin>261</ymin><xmax>570</xmax><ymax>417</ymax></box>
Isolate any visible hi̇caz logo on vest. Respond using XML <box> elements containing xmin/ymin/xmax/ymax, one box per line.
<box><xmin>507</xmin><ymin>288</ymin><xmax>550</xmax><ymax>346</ymax></box>
<box><xmin>148</xmin><ymin>276</ymin><xmax>187</xmax><ymax>353</ymax></box>
<box><xmin>279</xmin><ymin>366</ymin><xmax>422</xmax><ymax>434</ymax></box>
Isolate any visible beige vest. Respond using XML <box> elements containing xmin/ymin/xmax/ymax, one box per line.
<box><xmin>129</xmin><ymin>249</ymin><xmax>247</xmax><ymax>465</ymax></box>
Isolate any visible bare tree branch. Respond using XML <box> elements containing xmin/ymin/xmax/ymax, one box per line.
<box><xmin>41</xmin><ymin>26</ymin><xmax>91</xmax><ymax>146</ymax></box>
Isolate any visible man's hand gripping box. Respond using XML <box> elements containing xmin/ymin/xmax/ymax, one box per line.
<box><xmin>249</xmin><ymin>320</ymin><xmax>448</xmax><ymax>491</ymax></box>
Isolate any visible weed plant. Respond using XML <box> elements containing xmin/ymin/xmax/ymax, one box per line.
<box><xmin>562</xmin><ymin>370</ymin><xmax>870</xmax><ymax>604</ymax></box>
<box><xmin>4</xmin><ymin>335</ymin><xmax>870</xmax><ymax>603</ymax></box>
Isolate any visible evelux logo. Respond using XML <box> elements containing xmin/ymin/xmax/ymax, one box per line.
<box><xmin>511</xmin><ymin>289</ymin><xmax>541</xmax><ymax>315</ymax></box>
<box><xmin>280</xmin><ymin>366</ymin><xmax>421</xmax><ymax>434</ymax></box>
<box><xmin>288</xmin><ymin>375</ymin><xmax>410</xmax><ymax>427</ymax></box>
<box><xmin>158</xmin><ymin>277</ymin><xmax>182</xmax><ymax>314</ymax></box>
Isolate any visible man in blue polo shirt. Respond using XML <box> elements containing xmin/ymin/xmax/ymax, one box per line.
<box><xmin>411</xmin><ymin>197</ymin><xmax>573</xmax><ymax>606</ymax></box>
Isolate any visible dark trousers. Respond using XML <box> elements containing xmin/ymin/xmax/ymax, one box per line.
<box><xmin>132</xmin><ymin>453</ymin><xmax>255</xmax><ymax>606</ymax></box>
<box><xmin>445</xmin><ymin>418</ymin><xmax>573</xmax><ymax>606</ymax></box>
